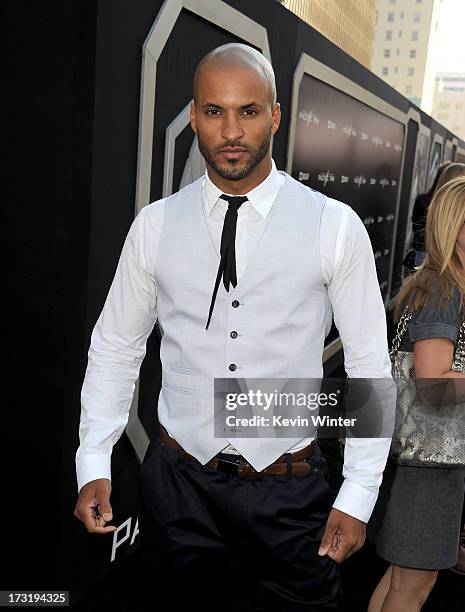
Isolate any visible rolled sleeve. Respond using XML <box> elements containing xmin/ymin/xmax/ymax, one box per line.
<box><xmin>408</xmin><ymin>286</ymin><xmax>462</xmax><ymax>345</ymax></box>
<box><xmin>409</xmin><ymin>322</ymin><xmax>459</xmax><ymax>343</ymax></box>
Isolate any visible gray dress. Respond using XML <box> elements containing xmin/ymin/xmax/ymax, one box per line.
<box><xmin>368</xmin><ymin>286</ymin><xmax>465</xmax><ymax>569</ymax></box>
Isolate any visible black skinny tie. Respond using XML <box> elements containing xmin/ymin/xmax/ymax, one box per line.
<box><xmin>206</xmin><ymin>194</ymin><xmax>248</xmax><ymax>330</ymax></box>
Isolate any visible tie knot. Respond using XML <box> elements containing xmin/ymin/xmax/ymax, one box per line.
<box><xmin>219</xmin><ymin>194</ymin><xmax>248</xmax><ymax>210</ymax></box>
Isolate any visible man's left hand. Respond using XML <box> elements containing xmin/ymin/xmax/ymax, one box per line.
<box><xmin>318</xmin><ymin>508</ymin><xmax>366</xmax><ymax>563</ymax></box>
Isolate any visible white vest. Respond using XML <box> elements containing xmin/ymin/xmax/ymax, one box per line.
<box><xmin>154</xmin><ymin>171</ymin><xmax>332</xmax><ymax>470</ymax></box>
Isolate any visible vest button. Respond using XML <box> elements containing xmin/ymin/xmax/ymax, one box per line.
<box><xmin>229</xmin><ymin>363</ymin><xmax>237</xmax><ymax>371</ymax></box>
<box><xmin>232</xmin><ymin>300</ymin><xmax>240</xmax><ymax>308</ymax></box>
<box><xmin>230</xmin><ymin>330</ymin><xmax>238</xmax><ymax>339</ymax></box>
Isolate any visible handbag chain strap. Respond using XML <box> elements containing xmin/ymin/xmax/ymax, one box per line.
<box><xmin>389</xmin><ymin>306</ymin><xmax>414</xmax><ymax>378</ymax></box>
<box><xmin>452</xmin><ymin>315</ymin><xmax>465</xmax><ymax>372</ymax></box>
<box><xmin>389</xmin><ymin>306</ymin><xmax>413</xmax><ymax>361</ymax></box>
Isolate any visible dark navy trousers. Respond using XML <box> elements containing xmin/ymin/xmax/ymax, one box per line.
<box><xmin>138</xmin><ymin>438</ymin><xmax>342</xmax><ymax>611</ymax></box>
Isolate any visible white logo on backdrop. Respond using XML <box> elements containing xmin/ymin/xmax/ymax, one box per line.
<box><xmin>342</xmin><ymin>125</ymin><xmax>357</xmax><ymax>138</ymax></box>
<box><xmin>318</xmin><ymin>170</ymin><xmax>335</xmax><ymax>187</ymax></box>
<box><xmin>354</xmin><ymin>175</ymin><xmax>367</xmax><ymax>188</ymax></box>
<box><xmin>110</xmin><ymin>516</ymin><xmax>139</xmax><ymax>562</ymax></box>
<box><xmin>298</xmin><ymin>109</ymin><xmax>320</xmax><ymax>126</ymax></box>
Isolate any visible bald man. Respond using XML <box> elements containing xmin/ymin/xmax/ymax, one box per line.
<box><xmin>74</xmin><ymin>43</ymin><xmax>394</xmax><ymax>611</ymax></box>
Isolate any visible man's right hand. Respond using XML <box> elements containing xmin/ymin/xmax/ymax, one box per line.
<box><xmin>73</xmin><ymin>478</ymin><xmax>116</xmax><ymax>534</ymax></box>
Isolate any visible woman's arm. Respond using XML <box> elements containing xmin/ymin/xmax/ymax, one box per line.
<box><xmin>414</xmin><ymin>337</ymin><xmax>465</xmax><ymax>404</ymax></box>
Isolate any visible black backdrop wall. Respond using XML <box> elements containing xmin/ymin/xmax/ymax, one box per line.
<box><xmin>4</xmin><ymin>0</ymin><xmax>464</xmax><ymax>603</ymax></box>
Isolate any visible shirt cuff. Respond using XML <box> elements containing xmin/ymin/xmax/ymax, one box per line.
<box><xmin>332</xmin><ymin>479</ymin><xmax>378</xmax><ymax>523</ymax></box>
<box><xmin>76</xmin><ymin>452</ymin><xmax>112</xmax><ymax>494</ymax></box>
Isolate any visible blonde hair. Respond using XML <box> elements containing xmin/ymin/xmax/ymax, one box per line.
<box><xmin>394</xmin><ymin>175</ymin><xmax>465</xmax><ymax>319</ymax></box>
<box><xmin>434</xmin><ymin>163</ymin><xmax>465</xmax><ymax>193</ymax></box>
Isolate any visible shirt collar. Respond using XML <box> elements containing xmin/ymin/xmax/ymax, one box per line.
<box><xmin>202</xmin><ymin>158</ymin><xmax>283</xmax><ymax>219</ymax></box>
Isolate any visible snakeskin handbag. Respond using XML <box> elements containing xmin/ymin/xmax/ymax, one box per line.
<box><xmin>389</xmin><ymin>306</ymin><xmax>465</xmax><ymax>468</ymax></box>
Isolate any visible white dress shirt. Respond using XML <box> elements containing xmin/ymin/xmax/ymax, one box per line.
<box><xmin>76</xmin><ymin>158</ymin><xmax>393</xmax><ymax>523</ymax></box>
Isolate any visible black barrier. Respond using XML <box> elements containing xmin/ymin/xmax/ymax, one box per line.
<box><xmin>289</xmin><ymin>72</ymin><xmax>404</xmax><ymax>302</ymax></box>
<box><xmin>6</xmin><ymin>0</ymin><xmax>465</xmax><ymax>604</ymax></box>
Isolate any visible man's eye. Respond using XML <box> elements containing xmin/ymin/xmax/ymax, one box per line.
<box><xmin>205</xmin><ymin>109</ymin><xmax>257</xmax><ymax>116</ymax></box>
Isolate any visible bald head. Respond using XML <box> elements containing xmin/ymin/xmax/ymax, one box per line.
<box><xmin>193</xmin><ymin>43</ymin><xmax>277</xmax><ymax>108</ymax></box>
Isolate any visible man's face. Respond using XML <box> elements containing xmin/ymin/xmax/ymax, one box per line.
<box><xmin>191</xmin><ymin>64</ymin><xmax>280</xmax><ymax>181</ymax></box>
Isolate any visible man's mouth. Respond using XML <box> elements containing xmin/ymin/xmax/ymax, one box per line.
<box><xmin>217</xmin><ymin>147</ymin><xmax>247</xmax><ymax>159</ymax></box>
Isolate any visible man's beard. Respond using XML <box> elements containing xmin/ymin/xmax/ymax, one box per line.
<box><xmin>197</xmin><ymin>131</ymin><xmax>271</xmax><ymax>181</ymax></box>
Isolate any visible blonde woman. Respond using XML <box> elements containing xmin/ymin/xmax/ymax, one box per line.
<box><xmin>411</xmin><ymin>162</ymin><xmax>464</xmax><ymax>268</ymax></box>
<box><xmin>368</xmin><ymin>176</ymin><xmax>465</xmax><ymax>612</ymax></box>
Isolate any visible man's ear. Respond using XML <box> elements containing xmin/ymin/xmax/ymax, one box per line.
<box><xmin>271</xmin><ymin>102</ymin><xmax>281</xmax><ymax>134</ymax></box>
<box><xmin>190</xmin><ymin>100</ymin><xmax>197</xmax><ymax>134</ymax></box>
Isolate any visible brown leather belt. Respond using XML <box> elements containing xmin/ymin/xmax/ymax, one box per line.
<box><xmin>158</xmin><ymin>425</ymin><xmax>316</xmax><ymax>477</ymax></box>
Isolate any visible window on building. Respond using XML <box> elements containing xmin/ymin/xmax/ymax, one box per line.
<box><xmin>406</xmin><ymin>85</ymin><xmax>412</xmax><ymax>95</ymax></box>
<box><xmin>413</xmin><ymin>12</ymin><xmax>421</xmax><ymax>23</ymax></box>
<box><xmin>408</xmin><ymin>67</ymin><xmax>415</xmax><ymax>76</ymax></box>
<box><xmin>396</xmin><ymin>48</ymin><xmax>400</xmax><ymax>55</ymax></box>
<box><xmin>384</xmin><ymin>48</ymin><xmax>391</xmax><ymax>57</ymax></box>
<box><xmin>388</xmin><ymin>12</ymin><xmax>394</xmax><ymax>22</ymax></box>
<box><xmin>416</xmin><ymin>0</ymin><xmax>423</xmax><ymax>4</ymax></box>
<box><xmin>389</xmin><ymin>0</ymin><xmax>396</xmax><ymax>3</ymax></box>
<box><xmin>394</xmin><ymin>66</ymin><xmax>398</xmax><ymax>73</ymax></box>
<box><xmin>400</xmin><ymin>11</ymin><xmax>404</xmax><ymax>19</ymax></box>
<box><xmin>409</xmin><ymin>49</ymin><xmax>417</xmax><ymax>58</ymax></box>
<box><xmin>382</xmin><ymin>67</ymin><xmax>389</xmax><ymax>76</ymax></box>
<box><xmin>411</xmin><ymin>31</ymin><xmax>419</xmax><ymax>41</ymax></box>
<box><xmin>386</xmin><ymin>31</ymin><xmax>392</xmax><ymax>40</ymax></box>
<box><xmin>398</xmin><ymin>30</ymin><xmax>402</xmax><ymax>37</ymax></box>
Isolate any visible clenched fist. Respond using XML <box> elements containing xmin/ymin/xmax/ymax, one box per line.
<box><xmin>74</xmin><ymin>478</ymin><xmax>116</xmax><ymax>534</ymax></box>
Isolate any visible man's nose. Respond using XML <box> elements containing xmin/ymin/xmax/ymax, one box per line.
<box><xmin>221</xmin><ymin>111</ymin><xmax>244</xmax><ymax>142</ymax></box>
